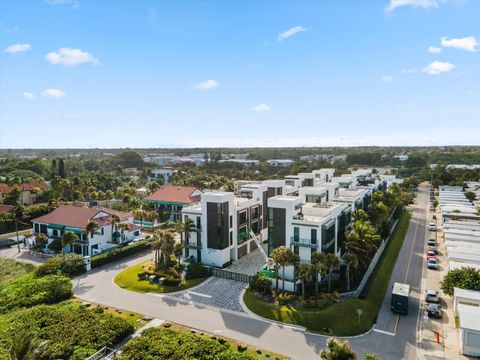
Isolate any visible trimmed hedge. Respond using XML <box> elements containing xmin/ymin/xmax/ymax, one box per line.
<box><xmin>35</xmin><ymin>253</ymin><xmax>85</xmax><ymax>277</ymax></box>
<box><xmin>91</xmin><ymin>240</ymin><xmax>150</xmax><ymax>268</ymax></box>
<box><xmin>0</xmin><ymin>274</ymin><xmax>72</xmax><ymax>313</ymax></box>
<box><xmin>186</xmin><ymin>262</ymin><xmax>209</xmax><ymax>280</ymax></box>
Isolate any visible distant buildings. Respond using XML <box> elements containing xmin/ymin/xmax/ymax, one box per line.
<box><xmin>393</xmin><ymin>154</ymin><xmax>409</xmax><ymax>162</ymax></box>
<box><xmin>266</xmin><ymin>159</ymin><xmax>294</xmax><ymax>167</ymax></box>
<box><xmin>148</xmin><ymin>168</ymin><xmax>173</xmax><ymax>184</ymax></box>
<box><xmin>0</xmin><ymin>181</ymin><xmax>48</xmax><ymax>206</ymax></box>
<box><xmin>144</xmin><ymin>185</ymin><xmax>202</xmax><ymax>221</ymax></box>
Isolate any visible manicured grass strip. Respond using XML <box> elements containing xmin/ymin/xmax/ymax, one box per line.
<box><xmin>0</xmin><ymin>257</ymin><xmax>35</xmax><ymax>284</ymax></box>
<box><xmin>114</xmin><ymin>261</ymin><xmax>207</xmax><ymax>293</ymax></box>
<box><xmin>243</xmin><ymin>211</ymin><xmax>411</xmax><ymax>336</ymax></box>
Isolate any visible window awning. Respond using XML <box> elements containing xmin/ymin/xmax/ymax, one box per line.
<box><xmin>64</xmin><ymin>227</ymin><xmax>83</xmax><ymax>235</ymax></box>
<box><xmin>47</xmin><ymin>224</ymin><xmax>64</xmax><ymax>231</ymax></box>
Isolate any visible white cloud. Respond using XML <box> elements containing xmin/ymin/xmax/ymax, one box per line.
<box><xmin>401</xmin><ymin>68</ymin><xmax>417</xmax><ymax>74</ymax></box>
<box><xmin>386</xmin><ymin>0</ymin><xmax>440</xmax><ymax>11</ymax></box>
<box><xmin>422</xmin><ymin>61</ymin><xmax>455</xmax><ymax>75</ymax></box>
<box><xmin>45</xmin><ymin>48</ymin><xmax>99</xmax><ymax>66</ymax></box>
<box><xmin>22</xmin><ymin>92</ymin><xmax>36</xmax><ymax>100</ymax></box>
<box><xmin>277</xmin><ymin>26</ymin><xmax>308</xmax><ymax>42</ymax></box>
<box><xmin>252</xmin><ymin>103</ymin><xmax>271</xmax><ymax>112</ymax></box>
<box><xmin>428</xmin><ymin>46</ymin><xmax>442</xmax><ymax>54</ymax></box>
<box><xmin>381</xmin><ymin>75</ymin><xmax>393</xmax><ymax>82</ymax></box>
<box><xmin>195</xmin><ymin>79</ymin><xmax>219</xmax><ymax>91</ymax></box>
<box><xmin>44</xmin><ymin>0</ymin><xmax>79</xmax><ymax>9</ymax></box>
<box><xmin>42</xmin><ymin>88</ymin><xmax>65</xmax><ymax>98</ymax></box>
<box><xmin>4</xmin><ymin>43</ymin><xmax>31</xmax><ymax>54</ymax></box>
<box><xmin>441</xmin><ymin>36</ymin><xmax>479</xmax><ymax>52</ymax></box>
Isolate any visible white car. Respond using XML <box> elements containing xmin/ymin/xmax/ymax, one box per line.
<box><xmin>428</xmin><ymin>222</ymin><xmax>437</xmax><ymax>231</ymax></box>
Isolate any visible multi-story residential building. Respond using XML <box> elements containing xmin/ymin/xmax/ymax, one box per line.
<box><xmin>31</xmin><ymin>205</ymin><xmax>143</xmax><ymax>256</ymax></box>
<box><xmin>145</xmin><ymin>185</ymin><xmax>202</xmax><ymax>221</ymax></box>
<box><xmin>148</xmin><ymin>168</ymin><xmax>173</xmax><ymax>184</ymax></box>
<box><xmin>180</xmin><ymin>167</ymin><xmax>391</xmax><ymax>289</ymax></box>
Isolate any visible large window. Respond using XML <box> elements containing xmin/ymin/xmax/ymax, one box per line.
<box><xmin>311</xmin><ymin>229</ymin><xmax>317</xmax><ymax>244</ymax></box>
<box><xmin>238</xmin><ymin>211</ymin><xmax>247</xmax><ymax>226</ymax></box>
<box><xmin>293</xmin><ymin>227</ymin><xmax>299</xmax><ymax>242</ymax></box>
<box><xmin>207</xmin><ymin>202</ymin><xmax>229</xmax><ymax>250</ymax></box>
<box><xmin>268</xmin><ymin>208</ymin><xmax>286</xmax><ymax>255</ymax></box>
<box><xmin>321</xmin><ymin>221</ymin><xmax>336</xmax><ymax>253</ymax></box>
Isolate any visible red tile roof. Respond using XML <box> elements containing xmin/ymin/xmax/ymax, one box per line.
<box><xmin>0</xmin><ymin>204</ymin><xmax>14</xmax><ymax>213</ymax></box>
<box><xmin>32</xmin><ymin>205</ymin><xmax>131</xmax><ymax>229</ymax></box>
<box><xmin>0</xmin><ymin>182</ymin><xmax>48</xmax><ymax>193</ymax></box>
<box><xmin>145</xmin><ymin>185</ymin><xmax>200</xmax><ymax>204</ymax></box>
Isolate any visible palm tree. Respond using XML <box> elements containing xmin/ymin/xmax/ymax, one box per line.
<box><xmin>35</xmin><ymin>233</ymin><xmax>48</xmax><ymax>247</ymax></box>
<box><xmin>159</xmin><ymin>230</ymin><xmax>175</xmax><ymax>270</ymax></box>
<box><xmin>320</xmin><ymin>338</ymin><xmax>357</xmax><ymax>360</ymax></box>
<box><xmin>61</xmin><ymin>231</ymin><xmax>79</xmax><ymax>253</ymax></box>
<box><xmin>176</xmin><ymin>217</ymin><xmax>196</xmax><ymax>245</ymax></box>
<box><xmin>311</xmin><ymin>252</ymin><xmax>327</xmax><ymax>302</ymax></box>
<box><xmin>10</xmin><ymin>331</ymin><xmax>48</xmax><ymax>360</ymax></box>
<box><xmin>85</xmin><ymin>221</ymin><xmax>100</xmax><ymax>239</ymax></box>
<box><xmin>13</xmin><ymin>206</ymin><xmax>24</xmax><ymax>253</ymax></box>
<box><xmin>173</xmin><ymin>242</ymin><xmax>183</xmax><ymax>265</ymax></box>
<box><xmin>297</xmin><ymin>263</ymin><xmax>314</xmax><ymax>299</ymax></box>
<box><xmin>270</xmin><ymin>246</ymin><xmax>295</xmax><ymax>291</ymax></box>
<box><xmin>324</xmin><ymin>253</ymin><xmax>340</xmax><ymax>293</ymax></box>
<box><xmin>344</xmin><ymin>252</ymin><xmax>359</xmax><ymax>292</ymax></box>
<box><xmin>118</xmin><ymin>223</ymin><xmax>130</xmax><ymax>243</ymax></box>
<box><xmin>110</xmin><ymin>214</ymin><xmax>121</xmax><ymax>242</ymax></box>
<box><xmin>23</xmin><ymin>233</ymin><xmax>33</xmax><ymax>248</ymax></box>
<box><xmin>268</xmin><ymin>254</ymin><xmax>281</xmax><ymax>290</ymax></box>
<box><xmin>151</xmin><ymin>231</ymin><xmax>161</xmax><ymax>268</ymax></box>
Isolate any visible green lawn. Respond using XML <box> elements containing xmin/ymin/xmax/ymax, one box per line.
<box><xmin>114</xmin><ymin>261</ymin><xmax>207</xmax><ymax>293</ymax></box>
<box><xmin>0</xmin><ymin>257</ymin><xmax>35</xmax><ymax>285</ymax></box>
<box><xmin>243</xmin><ymin>211</ymin><xmax>412</xmax><ymax>336</ymax></box>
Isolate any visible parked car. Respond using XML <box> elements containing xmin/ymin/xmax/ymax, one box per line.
<box><xmin>427</xmin><ymin>259</ymin><xmax>439</xmax><ymax>270</ymax></box>
<box><xmin>425</xmin><ymin>289</ymin><xmax>440</xmax><ymax>304</ymax></box>
<box><xmin>426</xmin><ymin>250</ymin><xmax>437</xmax><ymax>260</ymax></box>
<box><xmin>428</xmin><ymin>222</ymin><xmax>437</xmax><ymax>231</ymax></box>
<box><xmin>427</xmin><ymin>239</ymin><xmax>436</xmax><ymax>246</ymax></box>
<box><xmin>426</xmin><ymin>303</ymin><xmax>442</xmax><ymax>318</ymax></box>
<box><xmin>428</xmin><ymin>245</ymin><xmax>438</xmax><ymax>253</ymax></box>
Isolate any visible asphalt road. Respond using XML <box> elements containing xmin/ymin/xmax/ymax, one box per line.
<box><xmin>72</xmin><ymin>185</ymin><xmax>429</xmax><ymax>360</ymax></box>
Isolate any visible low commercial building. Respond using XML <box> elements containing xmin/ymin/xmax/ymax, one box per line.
<box><xmin>454</xmin><ymin>288</ymin><xmax>480</xmax><ymax>357</ymax></box>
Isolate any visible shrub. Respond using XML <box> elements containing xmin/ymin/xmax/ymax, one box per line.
<box><xmin>0</xmin><ymin>274</ymin><xmax>72</xmax><ymax>313</ymax></box>
<box><xmin>249</xmin><ymin>274</ymin><xmax>272</xmax><ymax>296</ymax></box>
<box><xmin>162</xmin><ymin>276</ymin><xmax>181</xmax><ymax>287</ymax></box>
<box><xmin>91</xmin><ymin>240</ymin><xmax>150</xmax><ymax>268</ymax></box>
<box><xmin>35</xmin><ymin>253</ymin><xmax>85</xmax><ymax>277</ymax></box>
<box><xmin>440</xmin><ymin>267</ymin><xmax>480</xmax><ymax>296</ymax></box>
<box><xmin>118</xmin><ymin>327</ymin><xmax>254</xmax><ymax>360</ymax></box>
<box><xmin>0</xmin><ymin>302</ymin><xmax>134</xmax><ymax>360</ymax></box>
<box><xmin>186</xmin><ymin>262</ymin><xmax>209</xmax><ymax>279</ymax></box>
<box><xmin>0</xmin><ymin>257</ymin><xmax>34</xmax><ymax>283</ymax></box>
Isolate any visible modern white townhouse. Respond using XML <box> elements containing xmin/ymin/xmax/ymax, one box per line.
<box><xmin>32</xmin><ymin>205</ymin><xmax>143</xmax><ymax>256</ymax></box>
<box><xmin>181</xmin><ymin>168</ymin><xmax>391</xmax><ymax>277</ymax></box>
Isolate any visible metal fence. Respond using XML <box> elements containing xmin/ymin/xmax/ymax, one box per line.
<box><xmin>85</xmin><ymin>346</ymin><xmax>117</xmax><ymax>360</ymax></box>
<box><xmin>210</xmin><ymin>268</ymin><xmax>252</xmax><ymax>283</ymax></box>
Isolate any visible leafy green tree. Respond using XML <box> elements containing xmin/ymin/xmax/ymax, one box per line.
<box><xmin>58</xmin><ymin>158</ymin><xmax>66</xmax><ymax>178</ymax></box>
<box><xmin>365</xmin><ymin>353</ymin><xmax>382</xmax><ymax>360</ymax></box>
<box><xmin>173</xmin><ymin>243</ymin><xmax>183</xmax><ymax>265</ymax></box>
<box><xmin>4</xmin><ymin>188</ymin><xmax>21</xmax><ymax>205</ymax></box>
<box><xmin>465</xmin><ymin>191</ymin><xmax>477</xmax><ymax>202</ymax></box>
<box><xmin>320</xmin><ymin>338</ymin><xmax>357</xmax><ymax>360</ymax></box>
<box><xmin>440</xmin><ymin>267</ymin><xmax>480</xmax><ymax>296</ymax></box>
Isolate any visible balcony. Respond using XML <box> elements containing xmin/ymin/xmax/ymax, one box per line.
<box><xmin>290</xmin><ymin>237</ymin><xmax>318</xmax><ymax>248</ymax></box>
<box><xmin>183</xmin><ymin>240</ymin><xmax>202</xmax><ymax>249</ymax></box>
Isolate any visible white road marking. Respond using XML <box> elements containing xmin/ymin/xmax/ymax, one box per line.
<box><xmin>187</xmin><ymin>291</ymin><xmax>212</xmax><ymax>298</ymax></box>
<box><xmin>373</xmin><ymin>328</ymin><xmax>396</xmax><ymax>336</ymax></box>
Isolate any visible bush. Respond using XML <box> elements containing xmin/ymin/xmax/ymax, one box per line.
<box><xmin>162</xmin><ymin>276</ymin><xmax>181</xmax><ymax>287</ymax></box>
<box><xmin>0</xmin><ymin>302</ymin><xmax>134</xmax><ymax>360</ymax></box>
<box><xmin>118</xmin><ymin>327</ymin><xmax>254</xmax><ymax>360</ymax></box>
<box><xmin>249</xmin><ymin>274</ymin><xmax>272</xmax><ymax>296</ymax></box>
<box><xmin>440</xmin><ymin>267</ymin><xmax>480</xmax><ymax>296</ymax></box>
<box><xmin>186</xmin><ymin>262</ymin><xmax>209</xmax><ymax>279</ymax></box>
<box><xmin>91</xmin><ymin>240</ymin><xmax>150</xmax><ymax>268</ymax></box>
<box><xmin>0</xmin><ymin>274</ymin><xmax>72</xmax><ymax>313</ymax></box>
<box><xmin>35</xmin><ymin>253</ymin><xmax>85</xmax><ymax>277</ymax></box>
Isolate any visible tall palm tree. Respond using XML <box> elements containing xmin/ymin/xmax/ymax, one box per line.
<box><xmin>324</xmin><ymin>253</ymin><xmax>340</xmax><ymax>293</ymax></box>
<box><xmin>35</xmin><ymin>233</ymin><xmax>48</xmax><ymax>247</ymax></box>
<box><xmin>311</xmin><ymin>252</ymin><xmax>327</xmax><ymax>302</ymax></box>
<box><xmin>151</xmin><ymin>231</ymin><xmax>161</xmax><ymax>267</ymax></box>
<box><xmin>268</xmin><ymin>254</ymin><xmax>281</xmax><ymax>290</ymax></box>
<box><xmin>13</xmin><ymin>206</ymin><xmax>24</xmax><ymax>253</ymax></box>
<box><xmin>297</xmin><ymin>263</ymin><xmax>314</xmax><ymax>300</ymax></box>
<box><xmin>271</xmin><ymin>246</ymin><xmax>295</xmax><ymax>291</ymax></box>
<box><xmin>173</xmin><ymin>242</ymin><xmax>183</xmax><ymax>265</ymax></box>
<box><xmin>320</xmin><ymin>338</ymin><xmax>357</xmax><ymax>360</ymax></box>
<box><xmin>118</xmin><ymin>223</ymin><xmax>130</xmax><ymax>243</ymax></box>
<box><xmin>61</xmin><ymin>231</ymin><xmax>79</xmax><ymax>253</ymax></box>
<box><xmin>23</xmin><ymin>233</ymin><xmax>33</xmax><ymax>248</ymax></box>
<box><xmin>176</xmin><ymin>217</ymin><xmax>196</xmax><ymax>245</ymax></box>
<box><xmin>344</xmin><ymin>252</ymin><xmax>359</xmax><ymax>292</ymax></box>
<box><xmin>159</xmin><ymin>230</ymin><xmax>175</xmax><ymax>270</ymax></box>
<box><xmin>10</xmin><ymin>331</ymin><xmax>48</xmax><ymax>360</ymax></box>
<box><xmin>110</xmin><ymin>214</ymin><xmax>121</xmax><ymax>242</ymax></box>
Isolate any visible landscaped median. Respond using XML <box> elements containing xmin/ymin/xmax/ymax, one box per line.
<box><xmin>114</xmin><ymin>260</ymin><xmax>208</xmax><ymax>293</ymax></box>
<box><xmin>243</xmin><ymin>211</ymin><xmax>412</xmax><ymax>336</ymax></box>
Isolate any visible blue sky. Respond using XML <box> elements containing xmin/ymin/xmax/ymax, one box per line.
<box><xmin>0</xmin><ymin>0</ymin><xmax>479</xmax><ymax>148</ymax></box>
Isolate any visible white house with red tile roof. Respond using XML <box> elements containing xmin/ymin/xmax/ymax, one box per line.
<box><xmin>144</xmin><ymin>185</ymin><xmax>202</xmax><ymax>221</ymax></box>
<box><xmin>0</xmin><ymin>181</ymin><xmax>48</xmax><ymax>206</ymax></box>
<box><xmin>32</xmin><ymin>205</ymin><xmax>143</xmax><ymax>256</ymax></box>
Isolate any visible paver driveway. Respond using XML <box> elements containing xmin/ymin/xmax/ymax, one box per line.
<box><xmin>164</xmin><ymin>277</ymin><xmax>247</xmax><ymax>313</ymax></box>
